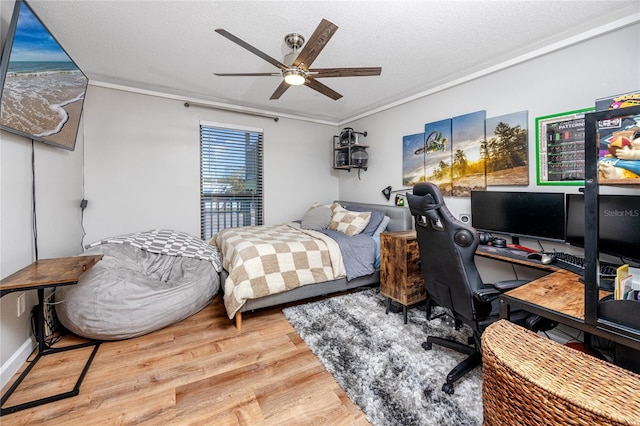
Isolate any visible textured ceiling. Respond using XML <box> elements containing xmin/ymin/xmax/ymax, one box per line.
<box><xmin>5</xmin><ymin>1</ymin><xmax>640</xmax><ymax>124</ymax></box>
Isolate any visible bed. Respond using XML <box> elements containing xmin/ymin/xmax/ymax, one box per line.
<box><xmin>212</xmin><ymin>201</ymin><xmax>412</xmax><ymax>328</ymax></box>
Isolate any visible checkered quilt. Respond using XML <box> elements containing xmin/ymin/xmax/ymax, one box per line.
<box><xmin>213</xmin><ymin>223</ymin><xmax>346</xmax><ymax>319</ymax></box>
<box><xmin>87</xmin><ymin>229</ymin><xmax>222</xmax><ymax>272</ymax></box>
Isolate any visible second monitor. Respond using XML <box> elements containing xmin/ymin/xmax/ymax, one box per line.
<box><xmin>565</xmin><ymin>193</ymin><xmax>640</xmax><ymax>265</ymax></box>
<box><xmin>470</xmin><ymin>190</ymin><xmax>565</xmax><ymax>244</ymax></box>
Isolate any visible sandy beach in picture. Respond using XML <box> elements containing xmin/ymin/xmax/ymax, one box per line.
<box><xmin>1</xmin><ymin>68</ymin><xmax>87</xmax><ymax>150</ymax></box>
<box><xmin>45</xmin><ymin>99</ymin><xmax>83</xmax><ymax>149</ymax></box>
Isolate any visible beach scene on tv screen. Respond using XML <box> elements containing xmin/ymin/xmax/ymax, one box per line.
<box><xmin>1</xmin><ymin>2</ymin><xmax>87</xmax><ymax>150</ymax></box>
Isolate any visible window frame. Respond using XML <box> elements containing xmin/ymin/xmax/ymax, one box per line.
<box><xmin>200</xmin><ymin>121</ymin><xmax>264</xmax><ymax>240</ymax></box>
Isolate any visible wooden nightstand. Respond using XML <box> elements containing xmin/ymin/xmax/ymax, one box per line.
<box><xmin>380</xmin><ymin>230</ymin><xmax>426</xmax><ymax>323</ymax></box>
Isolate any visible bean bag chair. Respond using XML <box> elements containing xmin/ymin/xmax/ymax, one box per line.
<box><xmin>56</xmin><ymin>230</ymin><xmax>221</xmax><ymax>340</ymax></box>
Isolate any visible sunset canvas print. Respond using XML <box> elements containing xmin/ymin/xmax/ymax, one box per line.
<box><xmin>451</xmin><ymin>110</ymin><xmax>486</xmax><ymax>197</ymax></box>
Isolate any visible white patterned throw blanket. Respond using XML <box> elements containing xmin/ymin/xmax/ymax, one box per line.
<box><xmin>213</xmin><ymin>223</ymin><xmax>346</xmax><ymax>319</ymax></box>
<box><xmin>88</xmin><ymin>229</ymin><xmax>222</xmax><ymax>272</ymax></box>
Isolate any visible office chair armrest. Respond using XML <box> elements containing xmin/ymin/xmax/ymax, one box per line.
<box><xmin>491</xmin><ymin>279</ymin><xmax>529</xmax><ymax>292</ymax></box>
<box><xmin>474</xmin><ymin>287</ymin><xmax>501</xmax><ymax>303</ymax></box>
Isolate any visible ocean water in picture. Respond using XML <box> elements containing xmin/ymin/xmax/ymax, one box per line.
<box><xmin>1</xmin><ymin>61</ymin><xmax>87</xmax><ymax>138</ymax></box>
<box><xmin>0</xmin><ymin>2</ymin><xmax>88</xmax><ymax>149</ymax></box>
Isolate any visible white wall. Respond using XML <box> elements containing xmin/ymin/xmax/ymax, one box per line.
<box><xmin>81</xmin><ymin>85</ymin><xmax>339</xmax><ymax>243</ymax></box>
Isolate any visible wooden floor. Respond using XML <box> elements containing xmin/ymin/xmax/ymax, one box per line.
<box><xmin>1</xmin><ymin>295</ymin><xmax>370</xmax><ymax>425</ymax></box>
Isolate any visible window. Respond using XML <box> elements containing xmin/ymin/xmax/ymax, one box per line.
<box><xmin>200</xmin><ymin>122</ymin><xmax>263</xmax><ymax>240</ymax></box>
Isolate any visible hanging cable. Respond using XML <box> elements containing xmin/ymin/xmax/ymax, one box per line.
<box><xmin>510</xmin><ymin>263</ymin><xmax>519</xmax><ymax>280</ymax></box>
<box><xmin>31</xmin><ymin>140</ymin><xmax>39</xmax><ymax>261</ymax></box>
<box><xmin>80</xmin><ymin>118</ymin><xmax>87</xmax><ymax>251</ymax></box>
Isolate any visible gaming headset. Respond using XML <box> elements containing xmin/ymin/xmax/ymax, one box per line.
<box><xmin>478</xmin><ymin>232</ymin><xmax>507</xmax><ymax>248</ymax></box>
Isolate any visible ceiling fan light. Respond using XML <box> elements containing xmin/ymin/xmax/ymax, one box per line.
<box><xmin>283</xmin><ymin>69</ymin><xmax>306</xmax><ymax>86</ymax></box>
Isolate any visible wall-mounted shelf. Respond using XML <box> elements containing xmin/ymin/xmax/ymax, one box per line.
<box><xmin>333</xmin><ymin>128</ymin><xmax>368</xmax><ymax>172</ymax></box>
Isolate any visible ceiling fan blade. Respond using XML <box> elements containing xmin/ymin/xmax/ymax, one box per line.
<box><xmin>304</xmin><ymin>78</ymin><xmax>342</xmax><ymax>100</ymax></box>
<box><xmin>214</xmin><ymin>72</ymin><xmax>280</xmax><ymax>77</ymax></box>
<box><xmin>309</xmin><ymin>67</ymin><xmax>382</xmax><ymax>78</ymax></box>
<box><xmin>270</xmin><ymin>80</ymin><xmax>290</xmax><ymax>100</ymax></box>
<box><xmin>293</xmin><ymin>19</ymin><xmax>338</xmax><ymax>70</ymax></box>
<box><xmin>215</xmin><ymin>29</ymin><xmax>288</xmax><ymax>71</ymax></box>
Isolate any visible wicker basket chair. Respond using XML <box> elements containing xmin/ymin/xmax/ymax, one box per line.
<box><xmin>482</xmin><ymin>320</ymin><xmax>640</xmax><ymax>426</ymax></box>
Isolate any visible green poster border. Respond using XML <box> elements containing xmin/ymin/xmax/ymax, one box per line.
<box><xmin>535</xmin><ymin>107</ymin><xmax>595</xmax><ymax>186</ymax></box>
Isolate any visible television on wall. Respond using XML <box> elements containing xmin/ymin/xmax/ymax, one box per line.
<box><xmin>0</xmin><ymin>0</ymin><xmax>88</xmax><ymax>151</ymax></box>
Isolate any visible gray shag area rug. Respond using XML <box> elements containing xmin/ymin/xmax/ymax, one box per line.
<box><xmin>283</xmin><ymin>288</ymin><xmax>483</xmax><ymax>426</ymax></box>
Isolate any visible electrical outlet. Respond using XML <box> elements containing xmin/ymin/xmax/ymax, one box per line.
<box><xmin>17</xmin><ymin>292</ymin><xmax>26</xmax><ymax>317</ymax></box>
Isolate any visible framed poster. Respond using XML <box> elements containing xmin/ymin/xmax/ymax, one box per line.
<box><xmin>535</xmin><ymin>107</ymin><xmax>594</xmax><ymax>185</ymax></box>
<box><xmin>592</xmin><ymin>106</ymin><xmax>640</xmax><ymax>184</ymax></box>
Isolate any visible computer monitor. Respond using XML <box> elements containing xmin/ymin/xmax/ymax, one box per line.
<box><xmin>471</xmin><ymin>190</ymin><xmax>566</xmax><ymax>243</ymax></box>
<box><xmin>566</xmin><ymin>193</ymin><xmax>640</xmax><ymax>264</ymax></box>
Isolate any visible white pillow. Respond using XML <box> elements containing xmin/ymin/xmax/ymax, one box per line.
<box><xmin>328</xmin><ymin>204</ymin><xmax>371</xmax><ymax>236</ymax></box>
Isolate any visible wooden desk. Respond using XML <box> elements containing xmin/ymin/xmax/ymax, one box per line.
<box><xmin>499</xmin><ymin>270</ymin><xmax>640</xmax><ymax>352</ymax></box>
<box><xmin>0</xmin><ymin>255</ymin><xmax>103</xmax><ymax>416</ymax></box>
<box><xmin>476</xmin><ymin>246</ymin><xmax>640</xmax><ymax>352</ymax></box>
<box><xmin>500</xmin><ymin>269</ymin><xmax>607</xmax><ymax>322</ymax></box>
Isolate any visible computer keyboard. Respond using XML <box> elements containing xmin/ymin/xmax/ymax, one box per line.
<box><xmin>552</xmin><ymin>251</ymin><xmax>620</xmax><ymax>276</ymax></box>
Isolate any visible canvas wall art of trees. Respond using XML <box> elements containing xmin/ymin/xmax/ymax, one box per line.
<box><xmin>484</xmin><ymin>111</ymin><xmax>529</xmax><ymax>186</ymax></box>
<box><xmin>402</xmin><ymin>110</ymin><xmax>529</xmax><ymax>197</ymax></box>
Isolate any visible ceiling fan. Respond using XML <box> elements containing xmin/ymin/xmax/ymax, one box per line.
<box><xmin>213</xmin><ymin>19</ymin><xmax>381</xmax><ymax>100</ymax></box>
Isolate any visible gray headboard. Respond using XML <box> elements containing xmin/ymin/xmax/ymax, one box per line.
<box><xmin>335</xmin><ymin>201</ymin><xmax>413</xmax><ymax>232</ymax></box>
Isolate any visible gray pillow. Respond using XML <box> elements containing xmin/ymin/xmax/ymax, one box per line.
<box><xmin>374</xmin><ymin>215</ymin><xmax>391</xmax><ymax>236</ymax></box>
<box><xmin>301</xmin><ymin>206</ymin><xmax>332</xmax><ymax>230</ymax></box>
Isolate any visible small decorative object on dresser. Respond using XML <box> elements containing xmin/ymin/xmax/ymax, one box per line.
<box><xmin>380</xmin><ymin>230</ymin><xmax>426</xmax><ymax>323</ymax></box>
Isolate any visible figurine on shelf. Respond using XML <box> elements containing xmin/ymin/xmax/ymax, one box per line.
<box><xmin>613</xmin><ymin>130</ymin><xmax>640</xmax><ymax>161</ymax></box>
<box><xmin>597</xmin><ymin>116</ymin><xmax>640</xmax><ymax>182</ymax></box>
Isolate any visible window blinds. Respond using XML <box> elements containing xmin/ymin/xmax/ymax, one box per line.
<box><xmin>200</xmin><ymin>124</ymin><xmax>263</xmax><ymax>240</ymax></box>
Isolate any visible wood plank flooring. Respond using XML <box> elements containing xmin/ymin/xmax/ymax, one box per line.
<box><xmin>1</xmin><ymin>294</ymin><xmax>370</xmax><ymax>425</ymax></box>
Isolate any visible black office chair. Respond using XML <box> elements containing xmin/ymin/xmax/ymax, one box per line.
<box><xmin>406</xmin><ymin>182</ymin><xmax>554</xmax><ymax>395</ymax></box>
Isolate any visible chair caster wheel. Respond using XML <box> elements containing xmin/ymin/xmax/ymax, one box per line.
<box><xmin>442</xmin><ymin>383</ymin><xmax>454</xmax><ymax>395</ymax></box>
<box><xmin>422</xmin><ymin>341</ymin><xmax>433</xmax><ymax>351</ymax></box>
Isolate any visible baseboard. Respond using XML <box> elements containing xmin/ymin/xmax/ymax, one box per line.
<box><xmin>0</xmin><ymin>336</ymin><xmax>36</xmax><ymax>389</ymax></box>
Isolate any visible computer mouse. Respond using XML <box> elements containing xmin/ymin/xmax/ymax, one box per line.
<box><xmin>540</xmin><ymin>253</ymin><xmax>556</xmax><ymax>265</ymax></box>
<box><xmin>527</xmin><ymin>252</ymin><xmax>542</xmax><ymax>261</ymax></box>
<box><xmin>527</xmin><ymin>252</ymin><xmax>556</xmax><ymax>265</ymax></box>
